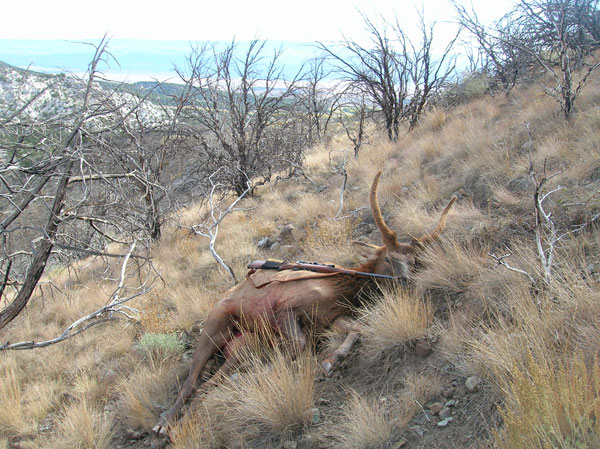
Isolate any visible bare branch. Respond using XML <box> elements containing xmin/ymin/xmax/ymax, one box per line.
<box><xmin>489</xmin><ymin>251</ymin><xmax>537</xmax><ymax>284</ymax></box>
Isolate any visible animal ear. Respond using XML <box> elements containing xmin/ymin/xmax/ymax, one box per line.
<box><xmin>352</xmin><ymin>241</ymin><xmax>383</xmax><ymax>260</ymax></box>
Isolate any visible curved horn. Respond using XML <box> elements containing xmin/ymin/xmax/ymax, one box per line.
<box><xmin>416</xmin><ymin>196</ymin><xmax>456</xmax><ymax>247</ymax></box>
<box><xmin>370</xmin><ymin>171</ymin><xmax>399</xmax><ymax>248</ymax></box>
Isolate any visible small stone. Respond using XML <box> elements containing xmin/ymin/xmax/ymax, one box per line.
<box><xmin>465</xmin><ymin>376</ymin><xmax>481</xmax><ymax>393</ymax></box>
<box><xmin>310</xmin><ymin>408</ymin><xmax>321</xmax><ymax>424</ymax></box>
<box><xmin>586</xmin><ymin>263</ymin><xmax>597</xmax><ymax>275</ymax></box>
<box><xmin>439</xmin><ymin>407</ymin><xmax>451</xmax><ymax>418</ymax></box>
<box><xmin>410</xmin><ymin>425</ymin><xmax>425</xmax><ymax>436</ymax></box>
<box><xmin>441</xmin><ymin>387</ymin><xmax>455</xmax><ymax>398</ymax></box>
<box><xmin>257</xmin><ymin>237</ymin><xmax>272</xmax><ymax>249</ymax></box>
<box><xmin>444</xmin><ymin>399</ymin><xmax>457</xmax><ymax>407</ymax></box>
<box><xmin>125</xmin><ymin>428</ymin><xmax>144</xmax><ymax>440</ymax></box>
<box><xmin>437</xmin><ymin>417</ymin><xmax>454</xmax><ymax>427</ymax></box>
<box><xmin>151</xmin><ymin>438</ymin><xmax>168</xmax><ymax>449</ymax></box>
<box><xmin>277</xmin><ymin>224</ymin><xmax>295</xmax><ymax>244</ymax></box>
<box><xmin>317</xmin><ymin>397</ymin><xmax>330</xmax><ymax>406</ymax></box>
<box><xmin>428</xmin><ymin>402</ymin><xmax>444</xmax><ymax>415</ymax></box>
<box><xmin>415</xmin><ymin>339</ymin><xmax>432</xmax><ymax>357</ymax></box>
<box><xmin>392</xmin><ymin>439</ymin><xmax>407</xmax><ymax>449</ymax></box>
<box><xmin>283</xmin><ymin>441</ymin><xmax>298</xmax><ymax>449</ymax></box>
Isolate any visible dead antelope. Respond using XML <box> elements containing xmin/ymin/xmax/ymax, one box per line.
<box><xmin>153</xmin><ymin>171</ymin><xmax>455</xmax><ymax>435</ymax></box>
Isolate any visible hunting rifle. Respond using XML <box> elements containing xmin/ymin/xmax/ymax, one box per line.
<box><xmin>247</xmin><ymin>260</ymin><xmax>397</xmax><ymax>281</ymax></box>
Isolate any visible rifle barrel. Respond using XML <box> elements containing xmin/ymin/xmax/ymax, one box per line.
<box><xmin>247</xmin><ymin>260</ymin><xmax>397</xmax><ymax>280</ymax></box>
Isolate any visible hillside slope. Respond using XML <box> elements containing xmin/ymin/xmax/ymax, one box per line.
<box><xmin>1</xmin><ymin>76</ymin><xmax>600</xmax><ymax>449</ymax></box>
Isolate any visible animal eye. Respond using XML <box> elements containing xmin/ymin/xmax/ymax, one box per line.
<box><xmin>384</xmin><ymin>257</ymin><xmax>391</xmax><ymax>263</ymax></box>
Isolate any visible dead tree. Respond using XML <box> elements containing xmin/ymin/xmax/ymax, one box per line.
<box><xmin>295</xmin><ymin>56</ymin><xmax>344</xmax><ymax>146</ymax></box>
<box><xmin>0</xmin><ymin>38</ymin><xmax>156</xmax><ymax>333</ymax></box>
<box><xmin>176</xmin><ymin>40</ymin><xmax>305</xmax><ymax>196</ymax></box>
<box><xmin>187</xmin><ymin>168</ymin><xmax>252</xmax><ymax>285</ymax></box>
<box><xmin>319</xmin><ymin>11</ymin><xmax>459</xmax><ymax>139</ymax></box>
<box><xmin>458</xmin><ymin>0</ymin><xmax>600</xmax><ymax>117</ymax></box>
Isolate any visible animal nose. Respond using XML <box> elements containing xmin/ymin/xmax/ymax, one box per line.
<box><xmin>394</xmin><ymin>275</ymin><xmax>408</xmax><ymax>285</ymax></box>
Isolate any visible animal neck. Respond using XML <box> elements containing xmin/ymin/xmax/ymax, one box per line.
<box><xmin>354</xmin><ymin>258</ymin><xmax>379</xmax><ymax>274</ymax></box>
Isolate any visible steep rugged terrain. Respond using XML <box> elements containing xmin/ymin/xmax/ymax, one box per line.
<box><xmin>1</xmin><ymin>71</ymin><xmax>600</xmax><ymax>449</ymax></box>
<box><xmin>0</xmin><ymin>61</ymin><xmax>175</xmax><ymax>123</ymax></box>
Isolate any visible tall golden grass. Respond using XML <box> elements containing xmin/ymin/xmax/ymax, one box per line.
<box><xmin>1</xmin><ymin>69</ymin><xmax>599</xmax><ymax>448</ymax></box>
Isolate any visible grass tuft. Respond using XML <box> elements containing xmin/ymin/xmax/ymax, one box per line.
<box><xmin>53</xmin><ymin>400</ymin><xmax>114</xmax><ymax>449</ymax></box>
<box><xmin>333</xmin><ymin>390</ymin><xmax>396</xmax><ymax>449</ymax></box>
<box><xmin>360</xmin><ymin>286</ymin><xmax>433</xmax><ymax>357</ymax></box>
<box><xmin>497</xmin><ymin>353</ymin><xmax>600</xmax><ymax>449</ymax></box>
<box><xmin>207</xmin><ymin>343</ymin><xmax>317</xmax><ymax>438</ymax></box>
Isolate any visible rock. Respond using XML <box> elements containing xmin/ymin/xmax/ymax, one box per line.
<box><xmin>428</xmin><ymin>402</ymin><xmax>444</xmax><ymax>415</ymax></box>
<box><xmin>415</xmin><ymin>339</ymin><xmax>432</xmax><ymax>357</ymax></box>
<box><xmin>392</xmin><ymin>439</ymin><xmax>407</xmax><ymax>449</ymax></box>
<box><xmin>151</xmin><ymin>438</ymin><xmax>168</xmax><ymax>449</ymax></box>
<box><xmin>439</xmin><ymin>407</ymin><xmax>451</xmax><ymax>418</ymax></box>
<box><xmin>437</xmin><ymin>417</ymin><xmax>454</xmax><ymax>427</ymax></box>
<box><xmin>310</xmin><ymin>408</ymin><xmax>321</xmax><ymax>424</ymax></box>
<box><xmin>257</xmin><ymin>237</ymin><xmax>272</xmax><ymax>249</ymax></box>
<box><xmin>270</xmin><ymin>241</ymin><xmax>281</xmax><ymax>252</ymax></box>
<box><xmin>317</xmin><ymin>397</ymin><xmax>330</xmax><ymax>406</ymax></box>
<box><xmin>276</xmin><ymin>224</ymin><xmax>295</xmax><ymax>244</ymax></box>
<box><xmin>586</xmin><ymin>263</ymin><xmax>597</xmax><ymax>275</ymax></box>
<box><xmin>125</xmin><ymin>428</ymin><xmax>144</xmax><ymax>440</ymax></box>
<box><xmin>465</xmin><ymin>376</ymin><xmax>481</xmax><ymax>393</ymax></box>
<box><xmin>441</xmin><ymin>387</ymin><xmax>455</xmax><ymax>398</ymax></box>
<box><xmin>283</xmin><ymin>440</ymin><xmax>298</xmax><ymax>449</ymax></box>
<box><xmin>410</xmin><ymin>425</ymin><xmax>425</xmax><ymax>436</ymax></box>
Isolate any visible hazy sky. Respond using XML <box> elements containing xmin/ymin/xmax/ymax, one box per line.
<box><xmin>2</xmin><ymin>0</ymin><xmax>514</xmax><ymax>43</ymax></box>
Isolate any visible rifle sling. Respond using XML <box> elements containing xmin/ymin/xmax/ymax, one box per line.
<box><xmin>246</xmin><ymin>268</ymin><xmax>340</xmax><ymax>289</ymax></box>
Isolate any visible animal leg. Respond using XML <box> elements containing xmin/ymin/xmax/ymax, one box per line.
<box><xmin>189</xmin><ymin>330</ymin><xmax>251</xmax><ymax>403</ymax></box>
<box><xmin>152</xmin><ymin>304</ymin><xmax>234</xmax><ymax>435</ymax></box>
<box><xmin>321</xmin><ymin>316</ymin><xmax>362</xmax><ymax>377</ymax></box>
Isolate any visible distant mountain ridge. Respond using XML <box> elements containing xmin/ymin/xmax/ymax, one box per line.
<box><xmin>0</xmin><ymin>60</ymin><xmax>178</xmax><ymax>123</ymax></box>
<box><xmin>0</xmin><ymin>39</ymin><xmax>318</xmax><ymax>82</ymax></box>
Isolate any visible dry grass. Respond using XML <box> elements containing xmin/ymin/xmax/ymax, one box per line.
<box><xmin>210</xmin><ymin>346</ymin><xmax>317</xmax><ymax>437</ymax></box>
<box><xmin>170</xmin><ymin>407</ymin><xmax>222</xmax><ymax>449</ymax></box>
<box><xmin>496</xmin><ymin>354</ymin><xmax>600</xmax><ymax>449</ymax></box>
<box><xmin>302</xmin><ymin>216</ymin><xmax>357</xmax><ymax>264</ymax></box>
<box><xmin>333</xmin><ymin>390</ymin><xmax>396</xmax><ymax>449</ymax></box>
<box><xmin>119</xmin><ymin>361</ymin><xmax>181</xmax><ymax>429</ymax></box>
<box><xmin>1</xmin><ymin>66</ymin><xmax>600</xmax><ymax>449</ymax></box>
<box><xmin>50</xmin><ymin>400</ymin><xmax>114</xmax><ymax>449</ymax></box>
<box><xmin>416</xmin><ymin>239</ymin><xmax>487</xmax><ymax>300</ymax></box>
<box><xmin>0</xmin><ymin>355</ymin><xmax>32</xmax><ymax>437</ymax></box>
<box><xmin>359</xmin><ymin>286</ymin><xmax>433</xmax><ymax>357</ymax></box>
<box><xmin>171</xmin><ymin>335</ymin><xmax>318</xmax><ymax>447</ymax></box>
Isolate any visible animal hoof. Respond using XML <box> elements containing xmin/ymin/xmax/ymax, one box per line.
<box><xmin>321</xmin><ymin>360</ymin><xmax>333</xmax><ymax>377</ymax></box>
<box><xmin>152</xmin><ymin>423</ymin><xmax>169</xmax><ymax>436</ymax></box>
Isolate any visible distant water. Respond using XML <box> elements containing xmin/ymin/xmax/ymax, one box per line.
<box><xmin>0</xmin><ymin>38</ymin><xmax>321</xmax><ymax>82</ymax></box>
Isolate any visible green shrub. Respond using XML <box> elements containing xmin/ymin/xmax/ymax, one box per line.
<box><xmin>137</xmin><ymin>332</ymin><xmax>185</xmax><ymax>361</ymax></box>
